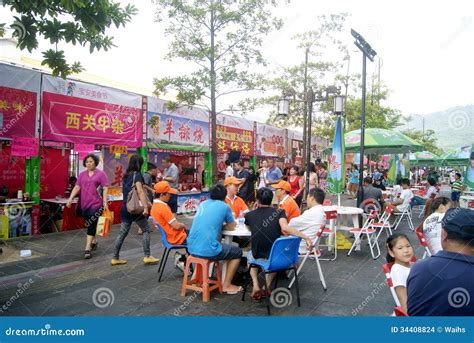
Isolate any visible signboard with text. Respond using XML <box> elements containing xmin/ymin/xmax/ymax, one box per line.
<box><xmin>41</xmin><ymin>75</ymin><xmax>142</xmax><ymax>147</ymax></box>
<box><xmin>146</xmin><ymin>97</ymin><xmax>209</xmax><ymax>152</ymax></box>
<box><xmin>256</xmin><ymin>123</ymin><xmax>286</xmax><ymax>158</ymax></box>
<box><xmin>216</xmin><ymin>114</ymin><xmax>254</xmax><ymax>156</ymax></box>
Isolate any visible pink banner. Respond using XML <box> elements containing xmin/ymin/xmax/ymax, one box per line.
<box><xmin>41</xmin><ymin>92</ymin><xmax>142</xmax><ymax>147</ymax></box>
<box><xmin>0</xmin><ymin>86</ymin><xmax>37</xmax><ymax>139</ymax></box>
<box><xmin>75</xmin><ymin>143</ymin><xmax>95</xmax><ymax>159</ymax></box>
<box><xmin>11</xmin><ymin>137</ymin><xmax>39</xmax><ymax>157</ymax></box>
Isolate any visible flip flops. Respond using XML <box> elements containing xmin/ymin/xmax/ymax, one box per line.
<box><xmin>224</xmin><ymin>286</ymin><xmax>243</xmax><ymax>295</ymax></box>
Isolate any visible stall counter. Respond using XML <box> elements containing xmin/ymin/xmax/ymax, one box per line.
<box><xmin>177</xmin><ymin>191</ymin><xmax>209</xmax><ymax>214</ymax></box>
<box><xmin>0</xmin><ymin>201</ymin><xmax>40</xmax><ymax>240</ymax></box>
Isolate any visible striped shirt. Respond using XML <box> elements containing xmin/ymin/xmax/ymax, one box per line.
<box><xmin>452</xmin><ymin>181</ymin><xmax>463</xmax><ymax>192</ymax></box>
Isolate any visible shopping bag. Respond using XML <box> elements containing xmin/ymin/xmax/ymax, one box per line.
<box><xmin>96</xmin><ymin>209</ymin><xmax>113</xmax><ymax>237</ymax></box>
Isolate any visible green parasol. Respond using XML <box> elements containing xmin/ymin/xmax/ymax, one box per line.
<box><xmin>439</xmin><ymin>145</ymin><xmax>473</xmax><ymax>166</ymax></box>
<box><xmin>344</xmin><ymin>128</ymin><xmax>423</xmax><ymax>154</ymax></box>
<box><xmin>408</xmin><ymin>151</ymin><xmax>440</xmax><ymax>166</ymax></box>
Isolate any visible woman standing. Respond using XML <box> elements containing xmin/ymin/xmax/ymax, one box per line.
<box><xmin>348</xmin><ymin>165</ymin><xmax>359</xmax><ymax>198</ymax></box>
<box><xmin>67</xmin><ymin>154</ymin><xmax>108</xmax><ymax>259</ymax></box>
<box><xmin>257</xmin><ymin>160</ymin><xmax>268</xmax><ymax>189</ymax></box>
<box><xmin>111</xmin><ymin>155</ymin><xmax>159</xmax><ymax>266</ymax></box>
<box><xmin>303</xmin><ymin>162</ymin><xmax>319</xmax><ymax>194</ymax></box>
<box><xmin>288</xmin><ymin>165</ymin><xmax>304</xmax><ymax>207</ymax></box>
<box><xmin>316</xmin><ymin>161</ymin><xmax>328</xmax><ymax>192</ymax></box>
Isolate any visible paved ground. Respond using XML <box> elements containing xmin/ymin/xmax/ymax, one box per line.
<box><xmin>0</xmin><ymin>194</ymin><xmax>426</xmax><ymax>317</ymax></box>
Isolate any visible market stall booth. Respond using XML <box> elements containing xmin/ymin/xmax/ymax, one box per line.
<box><xmin>255</xmin><ymin>122</ymin><xmax>287</xmax><ymax>171</ymax></box>
<box><xmin>288</xmin><ymin>130</ymin><xmax>303</xmax><ymax>168</ymax></box>
<box><xmin>216</xmin><ymin>114</ymin><xmax>256</xmax><ymax>178</ymax></box>
<box><xmin>40</xmin><ymin>73</ymin><xmax>143</xmax><ymax>231</ymax></box>
<box><xmin>0</xmin><ymin>63</ymin><xmax>41</xmax><ymax>240</ymax></box>
<box><xmin>146</xmin><ymin>97</ymin><xmax>210</xmax><ymax>214</ymax></box>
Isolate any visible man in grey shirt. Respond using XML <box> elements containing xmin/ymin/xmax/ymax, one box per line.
<box><xmin>143</xmin><ymin>163</ymin><xmax>158</xmax><ymax>203</ymax></box>
<box><xmin>162</xmin><ymin>157</ymin><xmax>179</xmax><ymax>213</ymax></box>
<box><xmin>362</xmin><ymin>176</ymin><xmax>384</xmax><ymax>212</ymax></box>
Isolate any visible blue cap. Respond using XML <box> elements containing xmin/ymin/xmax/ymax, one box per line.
<box><xmin>442</xmin><ymin>208</ymin><xmax>474</xmax><ymax>239</ymax></box>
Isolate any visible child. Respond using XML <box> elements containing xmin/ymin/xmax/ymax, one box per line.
<box><xmin>386</xmin><ymin>233</ymin><xmax>415</xmax><ymax>312</ymax></box>
<box><xmin>451</xmin><ymin>173</ymin><xmax>464</xmax><ymax>208</ymax></box>
<box><xmin>423</xmin><ymin>197</ymin><xmax>451</xmax><ymax>254</ymax></box>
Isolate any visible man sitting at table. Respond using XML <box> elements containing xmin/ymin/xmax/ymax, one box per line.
<box><xmin>288</xmin><ymin>187</ymin><xmax>327</xmax><ymax>253</ymax></box>
<box><xmin>362</xmin><ymin>176</ymin><xmax>384</xmax><ymax>212</ymax></box>
<box><xmin>274</xmin><ymin>180</ymin><xmax>301</xmax><ymax>222</ymax></box>
<box><xmin>186</xmin><ymin>184</ymin><xmax>243</xmax><ymax>294</ymax></box>
<box><xmin>224</xmin><ymin>176</ymin><xmax>249</xmax><ymax>219</ymax></box>
<box><xmin>411</xmin><ymin>177</ymin><xmax>437</xmax><ymax>208</ymax></box>
<box><xmin>150</xmin><ymin>181</ymin><xmax>188</xmax><ymax>271</ymax></box>
<box><xmin>245</xmin><ymin>187</ymin><xmax>313</xmax><ymax>300</ymax></box>
<box><xmin>387</xmin><ymin>178</ymin><xmax>413</xmax><ymax>218</ymax></box>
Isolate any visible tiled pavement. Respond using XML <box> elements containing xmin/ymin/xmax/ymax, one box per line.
<box><xmin>0</xmin><ymin>194</ymin><xmax>426</xmax><ymax>317</ymax></box>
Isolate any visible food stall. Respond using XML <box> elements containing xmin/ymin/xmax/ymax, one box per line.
<box><xmin>146</xmin><ymin>97</ymin><xmax>210</xmax><ymax>214</ymax></box>
<box><xmin>255</xmin><ymin>122</ymin><xmax>287</xmax><ymax>170</ymax></box>
<box><xmin>216</xmin><ymin>114</ymin><xmax>256</xmax><ymax>177</ymax></box>
<box><xmin>40</xmin><ymin>73</ymin><xmax>143</xmax><ymax>230</ymax></box>
<box><xmin>0</xmin><ymin>63</ymin><xmax>41</xmax><ymax>240</ymax></box>
<box><xmin>288</xmin><ymin>130</ymin><xmax>304</xmax><ymax>168</ymax></box>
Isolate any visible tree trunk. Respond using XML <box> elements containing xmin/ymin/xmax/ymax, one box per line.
<box><xmin>210</xmin><ymin>5</ymin><xmax>218</xmax><ymax>184</ymax></box>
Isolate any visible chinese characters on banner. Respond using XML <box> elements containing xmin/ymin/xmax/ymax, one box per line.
<box><xmin>177</xmin><ymin>192</ymin><xmax>209</xmax><ymax>214</ymax></box>
<box><xmin>216</xmin><ymin>114</ymin><xmax>255</xmax><ymax>156</ymax></box>
<box><xmin>0</xmin><ymin>63</ymin><xmax>40</xmax><ymax>139</ymax></box>
<box><xmin>41</xmin><ymin>75</ymin><xmax>142</xmax><ymax>147</ymax></box>
<box><xmin>256</xmin><ymin>123</ymin><xmax>286</xmax><ymax>158</ymax></box>
<box><xmin>216</xmin><ymin>125</ymin><xmax>254</xmax><ymax>155</ymax></box>
<box><xmin>11</xmin><ymin>137</ymin><xmax>39</xmax><ymax>157</ymax></box>
<box><xmin>146</xmin><ymin>99</ymin><xmax>210</xmax><ymax>152</ymax></box>
<box><xmin>109</xmin><ymin>145</ymin><xmax>128</xmax><ymax>155</ymax></box>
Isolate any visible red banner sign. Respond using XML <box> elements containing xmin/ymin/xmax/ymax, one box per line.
<box><xmin>216</xmin><ymin>125</ymin><xmax>254</xmax><ymax>155</ymax></box>
<box><xmin>0</xmin><ymin>86</ymin><xmax>37</xmax><ymax>139</ymax></box>
<box><xmin>11</xmin><ymin>137</ymin><xmax>39</xmax><ymax>157</ymax></box>
<box><xmin>42</xmin><ymin>92</ymin><xmax>142</xmax><ymax>147</ymax></box>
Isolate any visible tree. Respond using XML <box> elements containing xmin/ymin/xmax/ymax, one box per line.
<box><xmin>401</xmin><ymin>129</ymin><xmax>443</xmax><ymax>155</ymax></box>
<box><xmin>153</xmin><ymin>0</ymin><xmax>282</xmax><ymax>181</ymax></box>
<box><xmin>0</xmin><ymin>0</ymin><xmax>137</xmax><ymax>77</ymax></box>
<box><xmin>258</xmin><ymin>14</ymin><xmax>348</xmax><ymax>164</ymax></box>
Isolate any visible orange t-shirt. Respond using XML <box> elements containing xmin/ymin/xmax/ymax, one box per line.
<box><xmin>279</xmin><ymin>195</ymin><xmax>301</xmax><ymax>222</ymax></box>
<box><xmin>225</xmin><ymin>195</ymin><xmax>249</xmax><ymax>219</ymax></box>
<box><xmin>151</xmin><ymin>200</ymin><xmax>186</xmax><ymax>245</ymax></box>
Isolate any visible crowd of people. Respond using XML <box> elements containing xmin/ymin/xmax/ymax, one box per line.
<box><xmin>66</xmin><ymin>152</ymin><xmax>473</xmax><ymax>316</ymax></box>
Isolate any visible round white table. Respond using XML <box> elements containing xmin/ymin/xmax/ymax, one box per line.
<box><xmin>462</xmin><ymin>190</ymin><xmax>474</xmax><ymax>197</ymax></box>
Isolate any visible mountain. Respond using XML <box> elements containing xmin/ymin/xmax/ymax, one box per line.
<box><xmin>397</xmin><ymin>105</ymin><xmax>474</xmax><ymax>152</ymax></box>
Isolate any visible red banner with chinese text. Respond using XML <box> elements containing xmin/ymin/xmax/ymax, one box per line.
<box><xmin>0</xmin><ymin>86</ymin><xmax>37</xmax><ymax>139</ymax></box>
<box><xmin>41</xmin><ymin>92</ymin><xmax>142</xmax><ymax>147</ymax></box>
<box><xmin>216</xmin><ymin>124</ymin><xmax>254</xmax><ymax>156</ymax></box>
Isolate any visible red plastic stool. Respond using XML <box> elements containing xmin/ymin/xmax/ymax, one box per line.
<box><xmin>181</xmin><ymin>255</ymin><xmax>222</xmax><ymax>302</ymax></box>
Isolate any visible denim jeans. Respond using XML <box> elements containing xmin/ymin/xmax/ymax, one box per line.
<box><xmin>411</xmin><ymin>196</ymin><xmax>426</xmax><ymax>208</ymax></box>
<box><xmin>113</xmin><ymin>216</ymin><xmax>151</xmax><ymax>259</ymax></box>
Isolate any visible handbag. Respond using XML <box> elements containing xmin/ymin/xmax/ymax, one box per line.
<box><xmin>126</xmin><ymin>172</ymin><xmax>151</xmax><ymax>215</ymax></box>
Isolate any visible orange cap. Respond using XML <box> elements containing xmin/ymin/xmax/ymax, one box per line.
<box><xmin>154</xmin><ymin>181</ymin><xmax>178</xmax><ymax>194</ymax></box>
<box><xmin>224</xmin><ymin>176</ymin><xmax>243</xmax><ymax>186</ymax></box>
<box><xmin>272</xmin><ymin>180</ymin><xmax>291</xmax><ymax>192</ymax></box>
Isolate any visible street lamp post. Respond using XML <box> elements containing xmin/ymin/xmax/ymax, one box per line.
<box><xmin>351</xmin><ymin>29</ymin><xmax>377</xmax><ymax>208</ymax></box>
<box><xmin>278</xmin><ymin>86</ymin><xmax>342</xmax><ymax>200</ymax></box>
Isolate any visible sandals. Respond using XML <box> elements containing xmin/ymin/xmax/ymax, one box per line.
<box><xmin>84</xmin><ymin>250</ymin><xmax>91</xmax><ymax>259</ymax></box>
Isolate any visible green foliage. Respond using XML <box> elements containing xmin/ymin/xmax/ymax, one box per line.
<box><xmin>0</xmin><ymin>0</ymin><xmax>137</xmax><ymax>78</ymax></box>
<box><xmin>401</xmin><ymin>129</ymin><xmax>443</xmax><ymax>156</ymax></box>
<box><xmin>153</xmin><ymin>0</ymin><xmax>282</xmax><ymax>112</ymax></box>
<box><xmin>262</xmin><ymin>14</ymin><xmax>348</xmax><ymax>133</ymax></box>
<box><xmin>0</xmin><ymin>23</ymin><xmax>6</xmax><ymax>37</ymax></box>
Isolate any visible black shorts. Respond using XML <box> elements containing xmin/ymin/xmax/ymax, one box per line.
<box><xmin>83</xmin><ymin>207</ymin><xmax>103</xmax><ymax>236</ymax></box>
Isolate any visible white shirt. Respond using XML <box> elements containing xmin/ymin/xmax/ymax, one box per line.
<box><xmin>423</xmin><ymin>212</ymin><xmax>445</xmax><ymax>254</ymax></box>
<box><xmin>397</xmin><ymin>188</ymin><xmax>414</xmax><ymax>212</ymax></box>
<box><xmin>288</xmin><ymin>204</ymin><xmax>326</xmax><ymax>253</ymax></box>
<box><xmin>426</xmin><ymin>186</ymin><xmax>437</xmax><ymax>198</ymax></box>
<box><xmin>257</xmin><ymin>169</ymin><xmax>267</xmax><ymax>189</ymax></box>
<box><xmin>225</xmin><ymin>165</ymin><xmax>234</xmax><ymax>178</ymax></box>
<box><xmin>392</xmin><ymin>185</ymin><xmax>402</xmax><ymax>197</ymax></box>
<box><xmin>391</xmin><ymin>263</ymin><xmax>411</xmax><ymax>288</ymax></box>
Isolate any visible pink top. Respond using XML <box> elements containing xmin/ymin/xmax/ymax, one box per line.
<box><xmin>77</xmin><ymin>169</ymin><xmax>108</xmax><ymax>210</ymax></box>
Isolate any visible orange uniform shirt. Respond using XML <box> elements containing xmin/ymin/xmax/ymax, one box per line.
<box><xmin>279</xmin><ymin>195</ymin><xmax>301</xmax><ymax>222</ymax></box>
<box><xmin>225</xmin><ymin>195</ymin><xmax>249</xmax><ymax>219</ymax></box>
<box><xmin>150</xmin><ymin>200</ymin><xmax>186</xmax><ymax>245</ymax></box>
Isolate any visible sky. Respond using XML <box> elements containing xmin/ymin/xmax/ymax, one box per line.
<box><xmin>1</xmin><ymin>0</ymin><xmax>473</xmax><ymax>124</ymax></box>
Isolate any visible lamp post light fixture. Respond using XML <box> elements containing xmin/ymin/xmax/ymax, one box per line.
<box><xmin>351</xmin><ymin>28</ymin><xmax>377</xmax><ymax>209</ymax></box>
<box><xmin>277</xmin><ymin>86</ymin><xmax>342</xmax><ymax>199</ymax></box>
